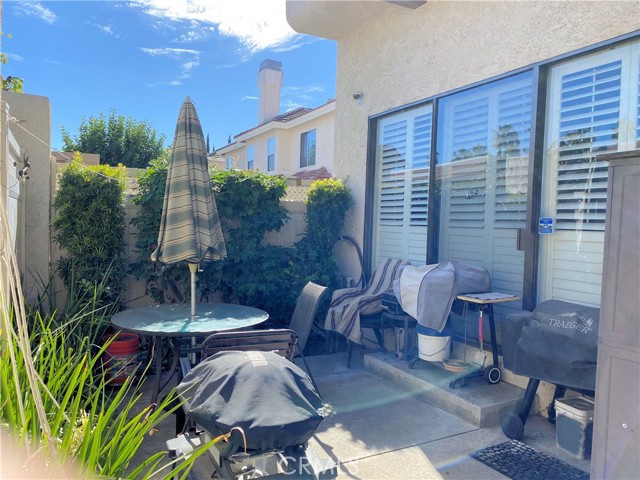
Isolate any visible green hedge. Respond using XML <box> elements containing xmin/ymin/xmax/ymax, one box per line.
<box><xmin>131</xmin><ymin>167</ymin><xmax>352</xmax><ymax>322</ymax></box>
<box><xmin>53</xmin><ymin>154</ymin><xmax>127</xmax><ymax>312</ymax></box>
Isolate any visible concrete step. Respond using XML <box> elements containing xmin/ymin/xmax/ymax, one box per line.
<box><xmin>364</xmin><ymin>351</ymin><xmax>525</xmax><ymax>428</ymax></box>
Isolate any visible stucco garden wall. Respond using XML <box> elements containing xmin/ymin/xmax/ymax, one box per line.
<box><xmin>3</xmin><ymin>92</ymin><xmax>53</xmax><ymax>305</ymax></box>
<box><xmin>333</xmin><ymin>0</ymin><xmax>640</xmax><ymax>262</ymax></box>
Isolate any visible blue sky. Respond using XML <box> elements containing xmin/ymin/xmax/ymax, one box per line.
<box><xmin>2</xmin><ymin>0</ymin><xmax>337</xmax><ymax>152</ymax></box>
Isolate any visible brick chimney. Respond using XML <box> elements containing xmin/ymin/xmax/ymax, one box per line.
<box><xmin>258</xmin><ymin>59</ymin><xmax>283</xmax><ymax>124</ymax></box>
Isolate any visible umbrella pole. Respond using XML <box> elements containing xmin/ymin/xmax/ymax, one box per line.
<box><xmin>189</xmin><ymin>263</ymin><xmax>198</xmax><ymax>317</ymax></box>
<box><xmin>188</xmin><ymin>263</ymin><xmax>198</xmax><ymax>364</ymax></box>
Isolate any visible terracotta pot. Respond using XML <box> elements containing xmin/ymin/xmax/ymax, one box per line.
<box><xmin>102</xmin><ymin>332</ymin><xmax>140</xmax><ymax>385</ymax></box>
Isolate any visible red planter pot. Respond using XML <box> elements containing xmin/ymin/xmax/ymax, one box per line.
<box><xmin>102</xmin><ymin>332</ymin><xmax>140</xmax><ymax>385</ymax></box>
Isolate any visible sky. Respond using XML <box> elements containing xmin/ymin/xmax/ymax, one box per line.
<box><xmin>1</xmin><ymin>0</ymin><xmax>337</xmax><ymax>153</ymax></box>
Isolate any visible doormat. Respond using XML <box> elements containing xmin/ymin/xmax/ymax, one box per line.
<box><xmin>471</xmin><ymin>440</ymin><xmax>589</xmax><ymax>480</ymax></box>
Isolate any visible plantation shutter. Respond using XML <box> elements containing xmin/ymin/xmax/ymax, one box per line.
<box><xmin>379</xmin><ymin>119</ymin><xmax>407</xmax><ymax>226</ymax></box>
<box><xmin>494</xmin><ymin>83</ymin><xmax>532</xmax><ymax>228</ymax></box>
<box><xmin>410</xmin><ymin>112</ymin><xmax>432</xmax><ymax>226</ymax></box>
<box><xmin>375</xmin><ymin>105</ymin><xmax>432</xmax><ymax>265</ymax></box>
<box><xmin>554</xmin><ymin>60</ymin><xmax>622</xmax><ymax>231</ymax></box>
<box><xmin>447</xmin><ymin>97</ymin><xmax>488</xmax><ymax>229</ymax></box>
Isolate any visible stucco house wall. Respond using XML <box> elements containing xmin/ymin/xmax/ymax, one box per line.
<box><xmin>285</xmin><ymin>111</ymin><xmax>335</xmax><ymax>175</ymax></box>
<box><xmin>327</xmin><ymin>1</ymin><xmax>639</xmax><ymax>253</ymax></box>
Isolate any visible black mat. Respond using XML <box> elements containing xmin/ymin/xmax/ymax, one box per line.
<box><xmin>471</xmin><ymin>440</ymin><xmax>589</xmax><ymax>480</ymax></box>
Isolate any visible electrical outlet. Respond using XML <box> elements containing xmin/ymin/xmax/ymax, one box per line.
<box><xmin>473</xmin><ymin>351</ymin><xmax>487</xmax><ymax>367</ymax></box>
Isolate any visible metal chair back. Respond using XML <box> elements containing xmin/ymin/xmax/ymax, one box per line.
<box><xmin>202</xmin><ymin>328</ymin><xmax>299</xmax><ymax>361</ymax></box>
<box><xmin>288</xmin><ymin>282</ymin><xmax>328</xmax><ymax>352</ymax></box>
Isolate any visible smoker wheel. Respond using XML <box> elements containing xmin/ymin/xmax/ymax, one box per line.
<box><xmin>484</xmin><ymin>365</ymin><xmax>501</xmax><ymax>384</ymax></box>
<box><xmin>501</xmin><ymin>412</ymin><xmax>524</xmax><ymax>440</ymax></box>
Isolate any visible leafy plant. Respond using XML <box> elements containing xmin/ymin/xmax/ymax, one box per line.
<box><xmin>53</xmin><ymin>153</ymin><xmax>127</xmax><ymax>312</ymax></box>
<box><xmin>131</xmin><ymin>168</ymin><xmax>353</xmax><ymax>324</ymax></box>
<box><xmin>61</xmin><ymin>110</ymin><xmax>166</xmax><ymax>168</ymax></box>
<box><xmin>0</xmin><ymin>305</ymin><xmax>212</xmax><ymax>479</ymax></box>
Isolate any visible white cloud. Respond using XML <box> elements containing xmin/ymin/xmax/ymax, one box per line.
<box><xmin>130</xmin><ymin>0</ymin><xmax>297</xmax><ymax>53</ymax></box>
<box><xmin>139</xmin><ymin>47</ymin><xmax>201</xmax><ymax>58</ymax></box>
<box><xmin>97</xmin><ymin>24</ymin><xmax>121</xmax><ymax>38</ymax></box>
<box><xmin>86</xmin><ymin>21</ymin><xmax>122</xmax><ymax>38</ymax></box>
<box><xmin>6</xmin><ymin>53</ymin><xmax>24</xmax><ymax>62</ymax></box>
<box><xmin>241</xmin><ymin>95</ymin><xmax>259</xmax><ymax>101</ymax></box>
<box><xmin>14</xmin><ymin>1</ymin><xmax>57</xmax><ymax>24</ymax></box>
<box><xmin>174</xmin><ymin>26</ymin><xmax>216</xmax><ymax>43</ymax></box>
<box><xmin>272</xmin><ymin>37</ymin><xmax>321</xmax><ymax>53</ymax></box>
<box><xmin>139</xmin><ymin>47</ymin><xmax>201</xmax><ymax>85</ymax></box>
<box><xmin>282</xmin><ymin>100</ymin><xmax>303</xmax><ymax>111</ymax></box>
<box><xmin>282</xmin><ymin>84</ymin><xmax>327</xmax><ymax>108</ymax></box>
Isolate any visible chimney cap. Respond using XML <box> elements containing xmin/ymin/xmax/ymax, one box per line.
<box><xmin>259</xmin><ymin>59</ymin><xmax>282</xmax><ymax>72</ymax></box>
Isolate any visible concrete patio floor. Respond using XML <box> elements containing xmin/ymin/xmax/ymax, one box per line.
<box><xmin>131</xmin><ymin>348</ymin><xmax>591</xmax><ymax>479</ymax></box>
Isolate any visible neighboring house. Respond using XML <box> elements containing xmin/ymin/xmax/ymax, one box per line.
<box><xmin>213</xmin><ymin>60</ymin><xmax>335</xmax><ymax>183</ymax></box>
<box><xmin>287</xmin><ymin>1</ymin><xmax>639</xmax><ymax>315</ymax></box>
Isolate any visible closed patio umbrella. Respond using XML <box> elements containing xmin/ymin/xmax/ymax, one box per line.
<box><xmin>151</xmin><ymin>96</ymin><xmax>226</xmax><ymax>316</ymax></box>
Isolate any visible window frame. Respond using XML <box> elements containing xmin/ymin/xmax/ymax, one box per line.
<box><xmin>247</xmin><ymin>144</ymin><xmax>254</xmax><ymax>170</ymax></box>
<box><xmin>300</xmin><ymin>129</ymin><xmax>317</xmax><ymax>168</ymax></box>
<box><xmin>267</xmin><ymin>136</ymin><xmax>276</xmax><ymax>171</ymax></box>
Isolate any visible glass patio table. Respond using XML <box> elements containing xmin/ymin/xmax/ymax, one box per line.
<box><xmin>111</xmin><ymin>303</ymin><xmax>269</xmax><ymax>403</ymax></box>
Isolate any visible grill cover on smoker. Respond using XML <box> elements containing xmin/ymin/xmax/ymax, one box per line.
<box><xmin>392</xmin><ymin>259</ymin><xmax>491</xmax><ymax>332</ymax></box>
<box><xmin>506</xmin><ymin>300</ymin><xmax>600</xmax><ymax>391</ymax></box>
<box><xmin>176</xmin><ymin>351</ymin><xmax>323</xmax><ymax>451</ymax></box>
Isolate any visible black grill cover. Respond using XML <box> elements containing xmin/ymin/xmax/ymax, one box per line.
<box><xmin>509</xmin><ymin>300</ymin><xmax>600</xmax><ymax>391</ymax></box>
<box><xmin>176</xmin><ymin>351</ymin><xmax>323</xmax><ymax>451</ymax></box>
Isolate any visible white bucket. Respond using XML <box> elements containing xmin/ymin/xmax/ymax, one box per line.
<box><xmin>417</xmin><ymin>333</ymin><xmax>451</xmax><ymax>362</ymax></box>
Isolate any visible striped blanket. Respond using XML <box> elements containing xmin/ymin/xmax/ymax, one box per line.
<box><xmin>325</xmin><ymin>258</ymin><xmax>410</xmax><ymax>344</ymax></box>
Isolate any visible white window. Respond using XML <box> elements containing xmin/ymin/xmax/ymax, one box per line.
<box><xmin>267</xmin><ymin>137</ymin><xmax>276</xmax><ymax>171</ymax></box>
<box><xmin>436</xmin><ymin>72</ymin><xmax>532</xmax><ymax>306</ymax></box>
<box><xmin>300</xmin><ymin>129</ymin><xmax>316</xmax><ymax>167</ymax></box>
<box><xmin>225</xmin><ymin>156</ymin><xmax>232</xmax><ymax>169</ymax></box>
<box><xmin>539</xmin><ymin>40</ymin><xmax>639</xmax><ymax>306</ymax></box>
<box><xmin>373</xmin><ymin>104</ymin><xmax>433</xmax><ymax>266</ymax></box>
<box><xmin>247</xmin><ymin>145</ymin><xmax>254</xmax><ymax>169</ymax></box>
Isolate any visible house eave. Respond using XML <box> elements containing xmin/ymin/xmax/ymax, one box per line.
<box><xmin>215</xmin><ymin>141</ymin><xmax>245</xmax><ymax>156</ymax></box>
<box><xmin>235</xmin><ymin>101</ymin><xmax>335</xmax><ymax>142</ymax></box>
<box><xmin>286</xmin><ymin>0</ymin><xmax>425</xmax><ymax>39</ymax></box>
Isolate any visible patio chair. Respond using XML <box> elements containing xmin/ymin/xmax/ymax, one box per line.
<box><xmin>324</xmin><ymin>258</ymin><xmax>410</xmax><ymax>367</ymax></box>
<box><xmin>288</xmin><ymin>281</ymin><xmax>329</xmax><ymax>353</ymax></box>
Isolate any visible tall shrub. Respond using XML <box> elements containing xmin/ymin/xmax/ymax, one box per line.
<box><xmin>53</xmin><ymin>154</ymin><xmax>127</xmax><ymax>311</ymax></box>
<box><xmin>130</xmin><ymin>155</ymin><xmax>182</xmax><ymax>304</ymax></box>
<box><xmin>293</xmin><ymin>178</ymin><xmax>354</xmax><ymax>291</ymax></box>
<box><xmin>206</xmin><ymin>170</ymin><xmax>290</xmax><ymax>306</ymax></box>
<box><xmin>61</xmin><ymin>110</ymin><xmax>166</xmax><ymax>168</ymax></box>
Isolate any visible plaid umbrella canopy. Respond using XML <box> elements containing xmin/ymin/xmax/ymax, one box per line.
<box><xmin>151</xmin><ymin>97</ymin><xmax>226</xmax><ymax>316</ymax></box>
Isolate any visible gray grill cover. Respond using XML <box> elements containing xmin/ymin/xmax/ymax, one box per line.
<box><xmin>177</xmin><ymin>351</ymin><xmax>323</xmax><ymax>450</ymax></box>
<box><xmin>394</xmin><ymin>259</ymin><xmax>491</xmax><ymax>332</ymax></box>
<box><xmin>507</xmin><ymin>300</ymin><xmax>600</xmax><ymax>391</ymax></box>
